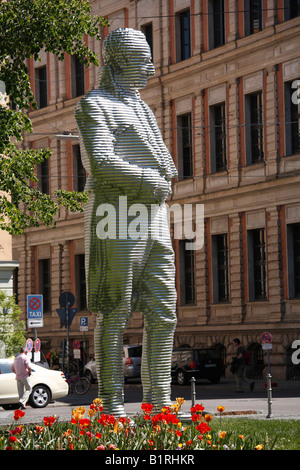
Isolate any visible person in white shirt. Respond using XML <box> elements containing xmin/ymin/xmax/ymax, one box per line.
<box><xmin>11</xmin><ymin>347</ymin><xmax>32</xmax><ymax>409</ymax></box>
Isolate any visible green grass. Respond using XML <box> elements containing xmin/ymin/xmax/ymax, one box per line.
<box><xmin>218</xmin><ymin>418</ymin><xmax>300</xmax><ymax>450</ymax></box>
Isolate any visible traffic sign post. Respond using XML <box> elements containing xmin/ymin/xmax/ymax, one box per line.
<box><xmin>79</xmin><ymin>317</ymin><xmax>88</xmax><ymax>368</ymax></box>
<box><xmin>261</xmin><ymin>331</ymin><xmax>273</xmax><ymax>419</ymax></box>
<box><xmin>56</xmin><ymin>292</ymin><xmax>77</xmax><ymax>374</ymax></box>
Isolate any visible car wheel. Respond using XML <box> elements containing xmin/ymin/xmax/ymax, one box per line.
<box><xmin>176</xmin><ymin>370</ymin><xmax>187</xmax><ymax>385</ymax></box>
<box><xmin>29</xmin><ymin>385</ymin><xmax>51</xmax><ymax>408</ymax></box>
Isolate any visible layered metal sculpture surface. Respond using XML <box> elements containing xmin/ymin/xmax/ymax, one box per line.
<box><xmin>75</xmin><ymin>28</ymin><xmax>178</xmax><ymax>416</ymax></box>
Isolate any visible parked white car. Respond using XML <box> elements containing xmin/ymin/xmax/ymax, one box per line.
<box><xmin>0</xmin><ymin>358</ymin><xmax>69</xmax><ymax>409</ymax></box>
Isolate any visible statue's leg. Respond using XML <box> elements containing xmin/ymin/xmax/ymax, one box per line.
<box><xmin>140</xmin><ymin>239</ymin><xmax>177</xmax><ymax>410</ymax></box>
<box><xmin>91</xmin><ymin>237</ymin><xmax>137</xmax><ymax>417</ymax></box>
<box><xmin>94</xmin><ymin>312</ymin><xmax>127</xmax><ymax>416</ymax></box>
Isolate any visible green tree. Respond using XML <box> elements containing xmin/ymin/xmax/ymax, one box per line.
<box><xmin>0</xmin><ymin>0</ymin><xmax>108</xmax><ymax>235</ymax></box>
<box><xmin>0</xmin><ymin>290</ymin><xmax>26</xmax><ymax>357</ymax></box>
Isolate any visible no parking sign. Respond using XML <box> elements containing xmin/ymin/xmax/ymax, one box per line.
<box><xmin>34</xmin><ymin>338</ymin><xmax>41</xmax><ymax>352</ymax></box>
<box><xmin>73</xmin><ymin>340</ymin><xmax>80</xmax><ymax>359</ymax></box>
<box><xmin>261</xmin><ymin>332</ymin><xmax>272</xmax><ymax>349</ymax></box>
<box><xmin>26</xmin><ymin>338</ymin><xmax>33</xmax><ymax>352</ymax></box>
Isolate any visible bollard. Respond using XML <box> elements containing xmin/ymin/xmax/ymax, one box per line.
<box><xmin>266</xmin><ymin>349</ymin><xmax>273</xmax><ymax>418</ymax></box>
<box><xmin>191</xmin><ymin>377</ymin><xmax>196</xmax><ymax>407</ymax></box>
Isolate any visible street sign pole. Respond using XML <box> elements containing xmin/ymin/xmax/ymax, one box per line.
<box><xmin>57</xmin><ymin>292</ymin><xmax>76</xmax><ymax>375</ymax></box>
<box><xmin>66</xmin><ymin>301</ymin><xmax>70</xmax><ymax>375</ymax></box>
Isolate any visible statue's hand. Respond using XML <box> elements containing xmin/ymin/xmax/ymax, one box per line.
<box><xmin>153</xmin><ymin>177</ymin><xmax>172</xmax><ymax>203</ymax></box>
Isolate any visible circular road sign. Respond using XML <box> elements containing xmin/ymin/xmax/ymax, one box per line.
<box><xmin>34</xmin><ymin>338</ymin><xmax>41</xmax><ymax>352</ymax></box>
<box><xmin>29</xmin><ymin>297</ymin><xmax>41</xmax><ymax>310</ymax></box>
<box><xmin>261</xmin><ymin>331</ymin><xmax>272</xmax><ymax>344</ymax></box>
<box><xmin>73</xmin><ymin>340</ymin><xmax>80</xmax><ymax>349</ymax></box>
<box><xmin>26</xmin><ymin>338</ymin><xmax>33</xmax><ymax>352</ymax></box>
<box><xmin>59</xmin><ymin>291</ymin><xmax>75</xmax><ymax>308</ymax></box>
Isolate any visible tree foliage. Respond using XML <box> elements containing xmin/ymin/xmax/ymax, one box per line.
<box><xmin>0</xmin><ymin>0</ymin><xmax>108</xmax><ymax>234</ymax></box>
<box><xmin>0</xmin><ymin>290</ymin><xmax>26</xmax><ymax>357</ymax></box>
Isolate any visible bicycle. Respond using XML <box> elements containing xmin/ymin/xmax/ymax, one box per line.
<box><xmin>64</xmin><ymin>372</ymin><xmax>91</xmax><ymax>395</ymax></box>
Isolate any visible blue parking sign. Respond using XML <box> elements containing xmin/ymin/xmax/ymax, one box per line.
<box><xmin>80</xmin><ymin>316</ymin><xmax>88</xmax><ymax>331</ymax></box>
<box><xmin>27</xmin><ymin>295</ymin><xmax>43</xmax><ymax>328</ymax></box>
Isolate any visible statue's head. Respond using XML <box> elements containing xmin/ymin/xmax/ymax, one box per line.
<box><xmin>102</xmin><ymin>28</ymin><xmax>155</xmax><ymax>91</ymax></box>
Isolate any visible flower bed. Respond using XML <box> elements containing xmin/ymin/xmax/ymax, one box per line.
<box><xmin>0</xmin><ymin>398</ymin><xmax>268</xmax><ymax>450</ymax></box>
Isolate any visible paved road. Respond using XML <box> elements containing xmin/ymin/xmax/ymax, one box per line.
<box><xmin>0</xmin><ymin>378</ymin><xmax>299</xmax><ymax>426</ymax></box>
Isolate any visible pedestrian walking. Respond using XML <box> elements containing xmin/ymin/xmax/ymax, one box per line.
<box><xmin>231</xmin><ymin>338</ymin><xmax>255</xmax><ymax>393</ymax></box>
<box><xmin>10</xmin><ymin>347</ymin><xmax>32</xmax><ymax>409</ymax></box>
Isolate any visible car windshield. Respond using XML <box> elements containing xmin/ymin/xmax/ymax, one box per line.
<box><xmin>128</xmin><ymin>346</ymin><xmax>142</xmax><ymax>357</ymax></box>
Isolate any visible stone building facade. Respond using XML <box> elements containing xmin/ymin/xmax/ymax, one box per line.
<box><xmin>12</xmin><ymin>0</ymin><xmax>300</xmax><ymax>380</ymax></box>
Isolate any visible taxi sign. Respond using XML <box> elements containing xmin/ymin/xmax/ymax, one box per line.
<box><xmin>27</xmin><ymin>295</ymin><xmax>43</xmax><ymax>328</ymax></box>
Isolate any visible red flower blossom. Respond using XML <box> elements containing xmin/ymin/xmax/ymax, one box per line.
<box><xmin>151</xmin><ymin>412</ymin><xmax>179</xmax><ymax>426</ymax></box>
<box><xmin>13</xmin><ymin>409</ymin><xmax>25</xmax><ymax>421</ymax></box>
<box><xmin>79</xmin><ymin>418</ymin><xmax>90</xmax><ymax>428</ymax></box>
<box><xmin>97</xmin><ymin>414</ymin><xmax>116</xmax><ymax>426</ymax></box>
<box><xmin>141</xmin><ymin>403</ymin><xmax>153</xmax><ymax>414</ymax></box>
<box><xmin>190</xmin><ymin>404</ymin><xmax>204</xmax><ymax>414</ymax></box>
<box><xmin>195</xmin><ymin>422</ymin><xmax>211</xmax><ymax>434</ymax></box>
<box><xmin>10</xmin><ymin>426</ymin><xmax>23</xmax><ymax>435</ymax></box>
<box><xmin>43</xmin><ymin>416</ymin><xmax>56</xmax><ymax>427</ymax></box>
<box><xmin>191</xmin><ymin>414</ymin><xmax>200</xmax><ymax>422</ymax></box>
<box><xmin>9</xmin><ymin>436</ymin><xmax>18</xmax><ymax>443</ymax></box>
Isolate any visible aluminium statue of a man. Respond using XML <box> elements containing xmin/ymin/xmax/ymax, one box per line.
<box><xmin>75</xmin><ymin>28</ymin><xmax>177</xmax><ymax>416</ymax></box>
